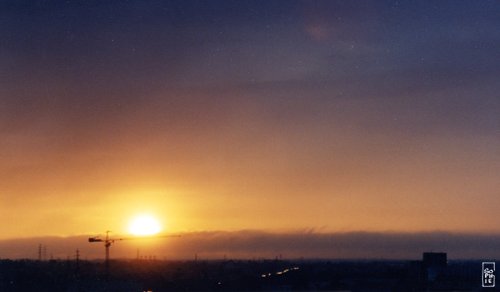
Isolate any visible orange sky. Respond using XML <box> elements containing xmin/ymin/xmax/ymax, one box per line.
<box><xmin>1</xmin><ymin>88</ymin><xmax>498</xmax><ymax>239</ymax></box>
<box><xmin>1</xmin><ymin>1</ymin><xmax>499</xmax><ymax>241</ymax></box>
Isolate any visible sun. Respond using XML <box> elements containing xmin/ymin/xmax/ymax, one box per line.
<box><xmin>128</xmin><ymin>214</ymin><xmax>162</xmax><ymax>236</ymax></box>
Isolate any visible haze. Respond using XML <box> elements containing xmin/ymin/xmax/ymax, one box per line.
<box><xmin>1</xmin><ymin>0</ymin><xmax>499</xmax><ymax>258</ymax></box>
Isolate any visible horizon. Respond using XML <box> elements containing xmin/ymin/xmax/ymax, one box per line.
<box><xmin>1</xmin><ymin>0</ymin><xmax>499</xmax><ymax>260</ymax></box>
<box><xmin>2</xmin><ymin>230</ymin><xmax>500</xmax><ymax>261</ymax></box>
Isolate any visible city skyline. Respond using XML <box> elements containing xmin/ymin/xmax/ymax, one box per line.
<box><xmin>3</xmin><ymin>230</ymin><xmax>500</xmax><ymax>260</ymax></box>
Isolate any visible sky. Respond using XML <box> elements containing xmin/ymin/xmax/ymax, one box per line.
<box><xmin>1</xmin><ymin>0</ymin><xmax>499</xmax><ymax>257</ymax></box>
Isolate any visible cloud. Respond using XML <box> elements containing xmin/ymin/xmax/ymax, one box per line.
<box><xmin>2</xmin><ymin>231</ymin><xmax>500</xmax><ymax>260</ymax></box>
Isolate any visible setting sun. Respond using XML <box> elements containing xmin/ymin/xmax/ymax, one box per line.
<box><xmin>128</xmin><ymin>215</ymin><xmax>162</xmax><ymax>236</ymax></box>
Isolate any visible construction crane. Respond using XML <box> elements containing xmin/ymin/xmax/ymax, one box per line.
<box><xmin>88</xmin><ymin>230</ymin><xmax>124</xmax><ymax>272</ymax></box>
<box><xmin>88</xmin><ymin>230</ymin><xmax>181</xmax><ymax>274</ymax></box>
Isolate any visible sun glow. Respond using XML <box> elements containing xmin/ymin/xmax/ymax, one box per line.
<box><xmin>128</xmin><ymin>214</ymin><xmax>162</xmax><ymax>236</ymax></box>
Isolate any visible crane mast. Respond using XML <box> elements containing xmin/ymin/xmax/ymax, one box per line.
<box><xmin>88</xmin><ymin>230</ymin><xmax>180</xmax><ymax>277</ymax></box>
<box><xmin>88</xmin><ymin>231</ymin><xmax>123</xmax><ymax>273</ymax></box>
